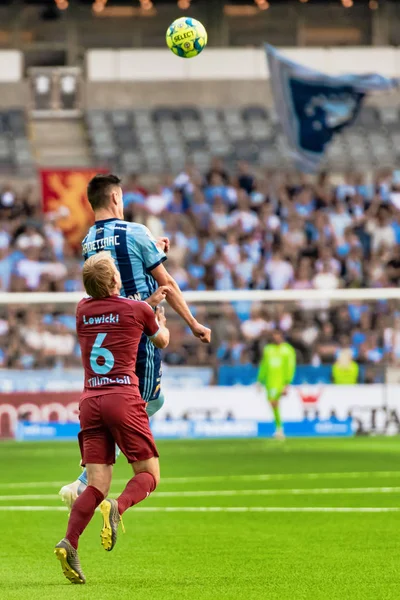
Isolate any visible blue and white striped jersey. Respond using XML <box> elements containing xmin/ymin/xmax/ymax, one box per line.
<box><xmin>82</xmin><ymin>218</ymin><xmax>167</xmax><ymax>300</ymax></box>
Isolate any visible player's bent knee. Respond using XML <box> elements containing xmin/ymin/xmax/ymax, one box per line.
<box><xmin>133</xmin><ymin>457</ymin><xmax>160</xmax><ymax>488</ymax></box>
<box><xmin>87</xmin><ymin>477</ymin><xmax>111</xmax><ymax>497</ymax></box>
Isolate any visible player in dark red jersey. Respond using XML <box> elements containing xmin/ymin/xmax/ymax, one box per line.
<box><xmin>54</xmin><ymin>251</ymin><xmax>170</xmax><ymax>585</ymax></box>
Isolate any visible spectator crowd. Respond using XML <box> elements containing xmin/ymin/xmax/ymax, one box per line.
<box><xmin>1</xmin><ymin>161</ymin><xmax>400</xmax><ymax>380</ymax></box>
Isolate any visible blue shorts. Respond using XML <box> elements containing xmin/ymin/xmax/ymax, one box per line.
<box><xmin>136</xmin><ymin>333</ymin><xmax>162</xmax><ymax>403</ymax></box>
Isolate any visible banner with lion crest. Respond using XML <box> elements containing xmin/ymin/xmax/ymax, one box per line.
<box><xmin>40</xmin><ymin>169</ymin><xmax>106</xmax><ymax>250</ymax></box>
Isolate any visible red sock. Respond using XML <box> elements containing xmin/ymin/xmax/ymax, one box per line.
<box><xmin>66</xmin><ymin>485</ymin><xmax>104</xmax><ymax>549</ymax></box>
<box><xmin>117</xmin><ymin>472</ymin><xmax>156</xmax><ymax>516</ymax></box>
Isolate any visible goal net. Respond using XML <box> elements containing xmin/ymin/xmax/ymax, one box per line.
<box><xmin>1</xmin><ymin>288</ymin><xmax>400</xmax><ymax>438</ymax></box>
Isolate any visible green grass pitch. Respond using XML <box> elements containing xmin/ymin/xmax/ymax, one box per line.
<box><xmin>1</xmin><ymin>437</ymin><xmax>400</xmax><ymax>600</ymax></box>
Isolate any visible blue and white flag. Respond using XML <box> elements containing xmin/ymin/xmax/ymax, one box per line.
<box><xmin>265</xmin><ymin>44</ymin><xmax>399</xmax><ymax>171</ymax></box>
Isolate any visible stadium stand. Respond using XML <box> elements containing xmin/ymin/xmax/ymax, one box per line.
<box><xmin>85</xmin><ymin>105</ymin><xmax>400</xmax><ymax>174</ymax></box>
<box><xmin>1</xmin><ymin>163</ymin><xmax>400</xmax><ymax>384</ymax></box>
<box><xmin>0</xmin><ymin>108</ymin><xmax>33</xmax><ymax>175</ymax></box>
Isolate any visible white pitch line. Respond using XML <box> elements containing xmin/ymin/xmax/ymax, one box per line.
<box><xmin>0</xmin><ymin>494</ymin><xmax>59</xmax><ymax>501</ymax></box>
<box><xmin>2</xmin><ymin>487</ymin><xmax>400</xmax><ymax>502</ymax></box>
<box><xmin>2</xmin><ymin>471</ymin><xmax>400</xmax><ymax>490</ymax></box>
<box><xmin>151</xmin><ymin>487</ymin><xmax>400</xmax><ymax>497</ymax></box>
<box><xmin>0</xmin><ymin>505</ymin><xmax>399</xmax><ymax>513</ymax></box>
<box><xmin>0</xmin><ymin>506</ymin><xmax>68</xmax><ymax>511</ymax></box>
<box><xmin>130</xmin><ymin>507</ymin><xmax>400</xmax><ymax>513</ymax></box>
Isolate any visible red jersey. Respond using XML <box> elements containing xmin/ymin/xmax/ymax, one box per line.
<box><xmin>76</xmin><ymin>295</ymin><xmax>159</xmax><ymax>399</ymax></box>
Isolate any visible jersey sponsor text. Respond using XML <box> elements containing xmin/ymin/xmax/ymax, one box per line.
<box><xmin>87</xmin><ymin>375</ymin><xmax>131</xmax><ymax>388</ymax></box>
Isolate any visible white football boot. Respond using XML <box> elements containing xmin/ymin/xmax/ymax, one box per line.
<box><xmin>59</xmin><ymin>480</ymin><xmax>87</xmax><ymax>512</ymax></box>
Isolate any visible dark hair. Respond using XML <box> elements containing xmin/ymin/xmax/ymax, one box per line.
<box><xmin>87</xmin><ymin>173</ymin><xmax>121</xmax><ymax>211</ymax></box>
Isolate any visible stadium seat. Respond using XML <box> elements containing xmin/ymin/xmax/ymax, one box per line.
<box><xmin>181</xmin><ymin>120</ymin><xmax>204</xmax><ymax>142</ymax></box>
<box><xmin>200</xmin><ymin>107</ymin><xmax>220</xmax><ymax>123</ymax></box>
<box><xmin>259</xmin><ymin>147</ymin><xmax>280</xmax><ymax>167</ymax></box>
<box><xmin>325</xmin><ymin>137</ymin><xmax>350</xmax><ymax>168</ymax></box>
<box><xmin>120</xmin><ymin>150</ymin><xmax>142</xmax><ymax>173</ymax></box>
<box><xmin>368</xmin><ymin>132</ymin><xmax>394</xmax><ymax>164</ymax></box>
<box><xmin>14</xmin><ymin>148</ymin><xmax>33</xmax><ymax>169</ymax></box>
<box><xmin>136</xmin><ymin>128</ymin><xmax>159</xmax><ymax>146</ymax></box>
<box><xmin>186</xmin><ymin>139</ymin><xmax>207</xmax><ymax>151</ymax></box>
<box><xmin>142</xmin><ymin>144</ymin><xmax>165</xmax><ymax>172</ymax></box>
<box><xmin>242</xmin><ymin>105</ymin><xmax>269</xmax><ymax>121</ymax></box>
<box><xmin>205</xmin><ymin>128</ymin><xmax>226</xmax><ymax>144</ymax></box>
<box><xmin>114</xmin><ymin>127</ymin><xmax>137</xmax><ymax>150</ymax></box>
<box><xmin>178</xmin><ymin>106</ymin><xmax>201</xmax><ymax>120</ymax></box>
<box><xmin>86</xmin><ymin>110</ymin><xmax>108</xmax><ymax>130</ymax></box>
<box><xmin>353</xmin><ymin>106</ymin><xmax>380</xmax><ymax>129</ymax></box>
<box><xmin>191</xmin><ymin>150</ymin><xmax>210</xmax><ymax>170</ymax></box>
<box><xmin>133</xmin><ymin>110</ymin><xmax>153</xmax><ymax>128</ymax></box>
<box><xmin>7</xmin><ymin>109</ymin><xmax>27</xmax><ymax>136</ymax></box>
<box><xmin>0</xmin><ymin>138</ymin><xmax>11</xmax><ymax>158</ymax></box>
<box><xmin>165</xmin><ymin>143</ymin><xmax>186</xmax><ymax>166</ymax></box>
<box><xmin>93</xmin><ymin>144</ymin><xmax>117</xmax><ymax>160</ymax></box>
<box><xmin>345</xmin><ymin>131</ymin><xmax>372</xmax><ymax>164</ymax></box>
<box><xmin>233</xmin><ymin>140</ymin><xmax>259</xmax><ymax>162</ymax></box>
<box><xmin>110</xmin><ymin>110</ymin><xmax>131</xmax><ymax>128</ymax></box>
<box><xmin>390</xmin><ymin>131</ymin><xmax>400</xmax><ymax>150</ymax></box>
<box><xmin>14</xmin><ymin>138</ymin><xmax>33</xmax><ymax>168</ymax></box>
<box><xmin>377</xmin><ymin>106</ymin><xmax>399</xmax><ymax>127</ymax></box>
<box><xmin>159</xmin><ymin>121</ymin><xmax>181</xmax><ymax>144</ymax></box>
<box><xmin>153</xmin><ymin>107</ymin><xmax>177</xmax><ymax>122</ymax></box>
<box><xmin>91</xmin><ymin>128</ymin><xmax>114</xmax><ymax>147</ymax></box>
<box><xmin>210</xmin><ymin>139</ymin><xmax>232</xmax><ymax>157</ymax></box>
<box><xmin>0</xmin><ymin>113</ymin><xmax>8</xmax><ymax>135</ymax></box>
<box><xmin>222</xmin><ymin>108</ymin><xmax>248</xmax><ymax>141</ymax></box>
<box><xmin>248</xmin><ymin>119</ymin><xmax>274</xmax><ymax>142</ymax></box>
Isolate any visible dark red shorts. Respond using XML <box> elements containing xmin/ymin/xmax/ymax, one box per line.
<box><xmin>78</xmin><ymin>392</ymin><xmax>159</xmax><ymax>465</ymax></box>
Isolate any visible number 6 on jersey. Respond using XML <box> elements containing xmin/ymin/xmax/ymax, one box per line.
<box><xmin>90</xmin><ymin>333</ymin><xmax>115</xmax><ymax>375</ymax></box>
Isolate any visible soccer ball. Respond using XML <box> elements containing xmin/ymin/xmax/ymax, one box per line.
<box><xmin>166</xmin><ymin>17</ymin><xmax>207</xmax><ymax>59</ymax></box>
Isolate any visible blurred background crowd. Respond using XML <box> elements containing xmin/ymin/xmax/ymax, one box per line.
<box><xmin>1</xmin><ymin>162</ymin><xmax>400</xmax><ymax>382</ymax></box>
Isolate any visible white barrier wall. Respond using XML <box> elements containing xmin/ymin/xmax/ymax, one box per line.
<box><xmin>1</xmin><ymin>384</ymin><xmax>400</xmax><ymax>438</ymax></box>
<box><xmin>159</xmin><ymin>384</ymin><xmax>400</xmax><ymax>435</ymax></box>
<box><xmin>87</xmin><ymin>47</ymin><xmax>400</xmax><ymax>82</ymax></box>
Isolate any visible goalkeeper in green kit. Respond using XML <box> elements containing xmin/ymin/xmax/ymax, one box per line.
<box><xmin>257</xmin><ymin>329</ymin><xmax>296</xmax><ymax>440</ymax></box>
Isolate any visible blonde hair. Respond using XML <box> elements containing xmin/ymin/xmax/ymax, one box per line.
<box><xmin>82</xmin><ymin>251</ymin><xmax>116</xmax><ymax>299</ymax></box>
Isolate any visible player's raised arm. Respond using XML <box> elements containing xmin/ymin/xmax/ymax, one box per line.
<box><xmin>132</xmin><ymin>224</ymin><xmax>211</xmax><ymax>344</ymax></box>
<box><xmin>151</xmin><ymin>263</ymin><xmax>211</xmax><ymax>343</ymax></box>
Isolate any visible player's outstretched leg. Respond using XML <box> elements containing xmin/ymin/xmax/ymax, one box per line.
<box><xmin>60</xmin><ymin>448</ymin><xmax>121</xmax><ymax>510</ymax></box>
<box><xmin>146</xmin><ymin>390</ymin><xmax>165</xmax><ymax>418</ymax></box>
<box><xmin>59</xmin><ymin>478</ymin><xmax>87</xmax><ymax>512</ymax></box>
<box><xmin>55</xmin><ymin>484</ymin><xmax>104</xmax><ymax>582</ymax></box>
<box><xmin>54</xmin><ymin>538</ymin><xmax>86</xmax><ymax>584</ymax></box>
